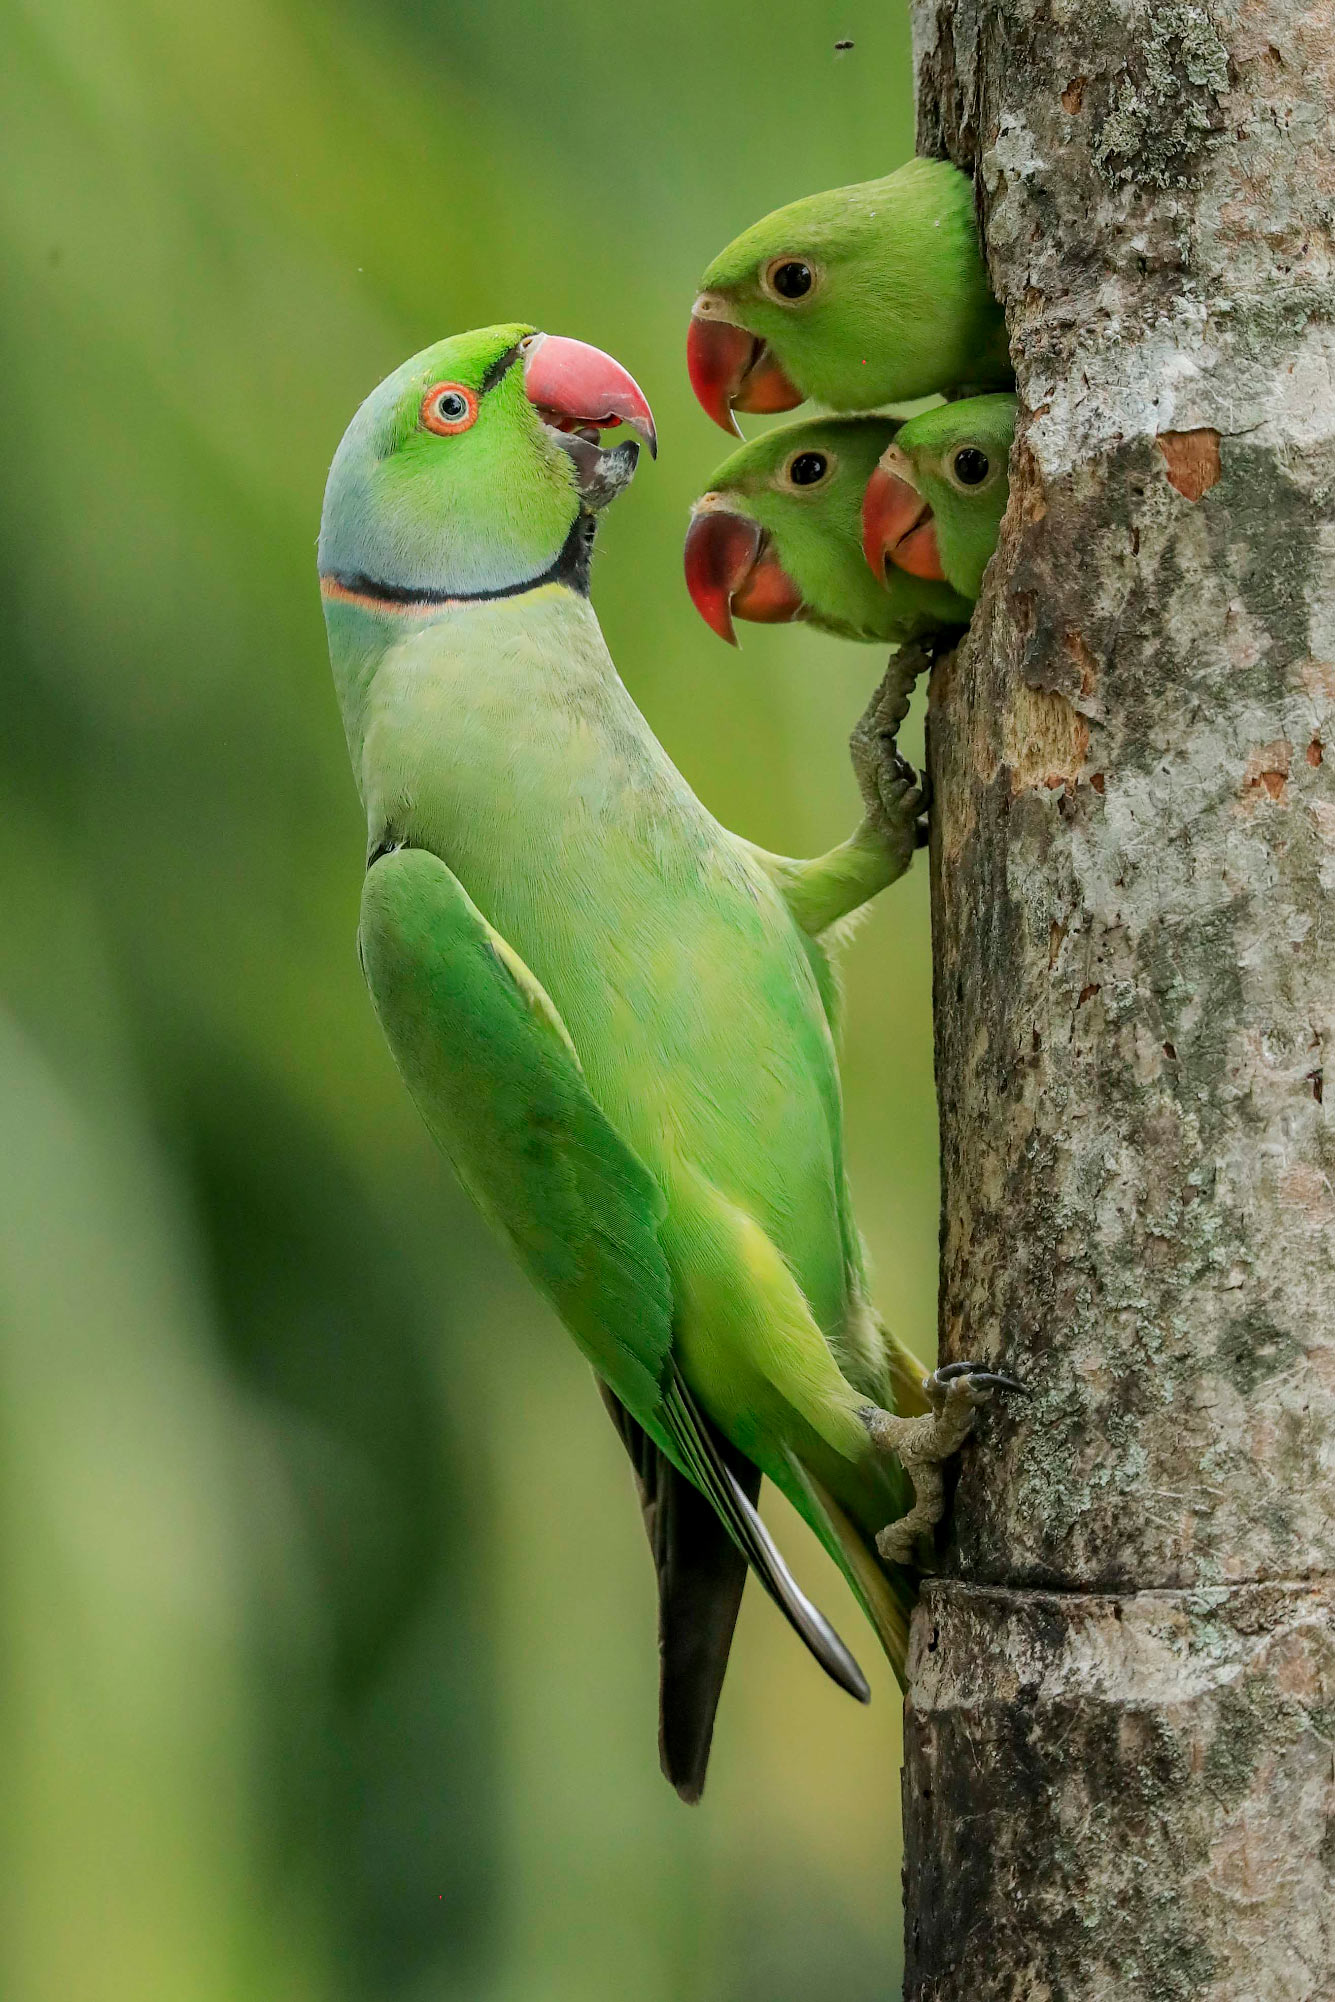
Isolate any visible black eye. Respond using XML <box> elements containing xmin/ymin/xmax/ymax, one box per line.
<box><xmin>771</xmin><ymin>260</ymin><xmax>813</xmax><ymax>300</ymax></box>
<box><xmin>953</xmin><ymin>447</ymin><xmax>990</xmax><ymax>486</ymax></box>
<box><xmin>436</xmin><ymin>391</ymin><xmax>469</xmax><ymax>420</ymax></box>
<box><xmin>789</xmin><ymin>451</ymin><xmax>828</xmax><ymax>486</ymax></box>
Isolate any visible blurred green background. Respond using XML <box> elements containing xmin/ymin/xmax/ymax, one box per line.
<box><xmin>0</xmin><ymin>2</ymin><xmax>935</xmax><ymax>1995</ymax></box>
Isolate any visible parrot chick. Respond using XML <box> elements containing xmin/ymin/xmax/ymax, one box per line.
<box><xmin>863</xmin><ymin>393</ymin><xmax>1016</xmax><ymax>605</ymax></box>
<box><xmin>684</xmin><ymin>414</ymin><xmax>971</xmax><ymax>647</ymax></box>
<box><xmin>688</xmin><ymin>157</ymin><xmax>1011</xmax><ymax>435</ymax></box>
<box><xmin>319</xmin><ymin>326</ymin><xmax>1025</xmax><ymax>1801</ymax></box>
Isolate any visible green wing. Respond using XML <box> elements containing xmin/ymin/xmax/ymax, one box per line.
<box><xmin>358</xmin><ymin>845</ymin><xmax>868</xmax><ymax>1704</ymax></box>
<box><xmin>359</xmin><ymin>844</ymin><xmax>672</xmax><ymax>1423</ymax></box>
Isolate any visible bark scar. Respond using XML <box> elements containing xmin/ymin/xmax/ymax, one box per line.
<box><xmin>1156</xmin><ymin>429</ymin><xmax>1222</xmax><ymax>501</ymax></box>
<box><xmin>1239</xmin><ymin>739</ymin><xmax>1293</xmax><ymax>809</ymax></box>
<box><xmin>1004</xmin><ymin>683</ymin><xmax>1091</xmax><ymax>794</ymax></box>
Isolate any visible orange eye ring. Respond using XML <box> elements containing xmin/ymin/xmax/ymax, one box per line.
<box><xmin>421</xmin><ymin>381</ymin><xmax>479</xmax><ymax>436</ymax></box>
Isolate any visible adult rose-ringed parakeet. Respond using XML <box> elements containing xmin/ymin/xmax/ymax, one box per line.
<box><xmin>863</xmin><ymin>394</ymin><xmax>1016</xmax><ymax>604</ymax></box>
<box><xmin>684</xmin><ymin>415</ymin><xmax>971</xmax><ymax>647</ymax></box>
<box><xmin>688</xmin><ymin>158</ymin><xmax>1011</xmax><ymax>436</ymax></box>
<box><xmin>319</xmin><ymin>325</ymin><xmax>1022</xmax><ymax>1801</ymax></box>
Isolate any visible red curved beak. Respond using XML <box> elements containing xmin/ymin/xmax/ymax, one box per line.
<box><xmin>862</xmin><ymin>455</ymin><xmax>945</xmax><ymax>583</ymax></box>
<box><xmin>683</xmin><ymin>502</ymin><xmax>805</xmax><ymax>645</ymax></box>
<box><xmin>522</xmin><ymin>334</ymin><xmax>657</xmax><ymax>457</ymax></box>
<box><xmin>687</xmin><ymin>299</ymin><xmax>803</xmax><ymax>436</ymax></box>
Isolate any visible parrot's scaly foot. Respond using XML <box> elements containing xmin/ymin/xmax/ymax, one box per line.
<box><xmin>865</xmin><ymin>1362</ymin><xmax>1029</xmax><ymax>1567</ymax></box>
<box><xmin>849</xmin><ymin>641</ymin><xmax>943</xmax><ymax>869</ymax></box>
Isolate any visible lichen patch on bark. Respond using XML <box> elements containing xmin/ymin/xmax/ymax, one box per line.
<box><xmin>1090</xmin><ymin>3</ymin><xmax>1231</xmax><ymax>190</ymax></box>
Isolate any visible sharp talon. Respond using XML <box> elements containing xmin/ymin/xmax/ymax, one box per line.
<box><xmin>871</xmin><ymin>1352</ymin><xmax>1030</xmax><ymax>1567</ymax></box>
<box><xmin>933</xmin><ymin>1360</ymin><xmax>1028</xmax><ymax>1394</ymax></box>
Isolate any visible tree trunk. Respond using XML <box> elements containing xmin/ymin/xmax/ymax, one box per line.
<box><xmin>905</xmin><ymin>3</ymin><xmax>1335</xmax><ymax>1995</ymax></box>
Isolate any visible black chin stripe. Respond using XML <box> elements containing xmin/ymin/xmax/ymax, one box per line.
<box><xmin>322</xmin><ymin>511</ymin><xmax>595</xmax><ymax>609</ymax></box>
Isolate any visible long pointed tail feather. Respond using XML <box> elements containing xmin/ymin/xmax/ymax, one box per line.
<box><xmin>784</xmin><ymin>1450</ymin><xmax>914</xmax><ymax>1689</ymax></box>
<box><xmin>599</xmin><ymin>1384</ymin><xmax>754</xmax><ymax>1803</ymax></box>
<box><xmin>666</xmin><ymin>1374</ymin><xmax>870</xmax><ymax>1703</ymax></box>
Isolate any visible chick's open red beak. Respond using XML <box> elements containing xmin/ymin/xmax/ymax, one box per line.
<box><xmin>683</xmin><ymin>503</ymin><xmax>804</xmax><ymax>645</ymax></box>
<box><xmin>862</xmin><ymin>457</ymin><xmax>945</xmax><ymax>583</ymax></box>
<box><xmin>687</xmin><ymin>299</ymin><xmax>802</xmax><ymax>436</ymax></box>
<box><xmin>522</xmin><ymin>334</ymin><xmax>657</xmax><ymax>456</ymax></box>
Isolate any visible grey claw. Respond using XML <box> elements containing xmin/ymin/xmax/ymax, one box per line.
<box><xmin>934</xmin><ymin>1360</ymin><xmax>1029</xmax><ymax>1396</ymax></box>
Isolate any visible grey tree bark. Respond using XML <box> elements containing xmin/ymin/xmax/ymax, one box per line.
<box><xmin>904</xmin><ymin>3</ymin><xmax>1335</xmax><ymax>1996</ymax></box>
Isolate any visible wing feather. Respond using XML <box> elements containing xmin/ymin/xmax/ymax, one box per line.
<box><xmin>359</xmin><ymin>845</ymin><xmax>868</xmax><ymax>1732</ymax></box>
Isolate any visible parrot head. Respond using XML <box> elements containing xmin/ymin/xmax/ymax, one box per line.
<box><xmin>684</xmin><ymin>415</ymin><xmax>971</xmax><ymax>646</ymax></box>
<box><xmin>687</xmin><ymin>159</ymin><xmax>1009</xmax><ymax>435</ymax></box>
<box><xmin>318</xmin><ymin>323</ymin><xmax>656</xmax><ymax>603</ymax></box>
<box><xmin>862</xmin><ymin>393</ymin><xmax>1015</xmax><ymax>606</ymax></box>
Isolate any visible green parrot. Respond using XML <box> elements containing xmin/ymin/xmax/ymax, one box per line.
<box><xmin>688</xmin><ymin>157</ymin><xmax>1011</xmax><ymax>435</ymax></box>
<box><xmin>683</xmin><ymin>414</ymin><xmax>971</xmax><ymax>647</ymax></box>
<box><xmin>862</xmin><ymin>394</ymin><xmax>1017</xmax><ymax>604</ymax></box>
<box><xmin>319</xmin><ymin>324</ymin><xmax>1022</xmax><ymax>1801</ymax></box>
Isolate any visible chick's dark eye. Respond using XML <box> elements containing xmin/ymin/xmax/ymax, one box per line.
<box><xmin>953</xmin><ymin>446</ymin><xmax>990</xmax><ymax>486</ymax></box>
<box><xmin>789</xmin><ymin>451</ymin><xmax>828</xmax><ymax>486</ymax></box>
<box><xmin>771</xmin><ymin>260</ymin><xmax>813</xmax><ymax>300</ymax></box>
<box><xmin>437</xmin><ymin>392</ymin><xmax>468</xmax><ymax>420</ymax></box>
